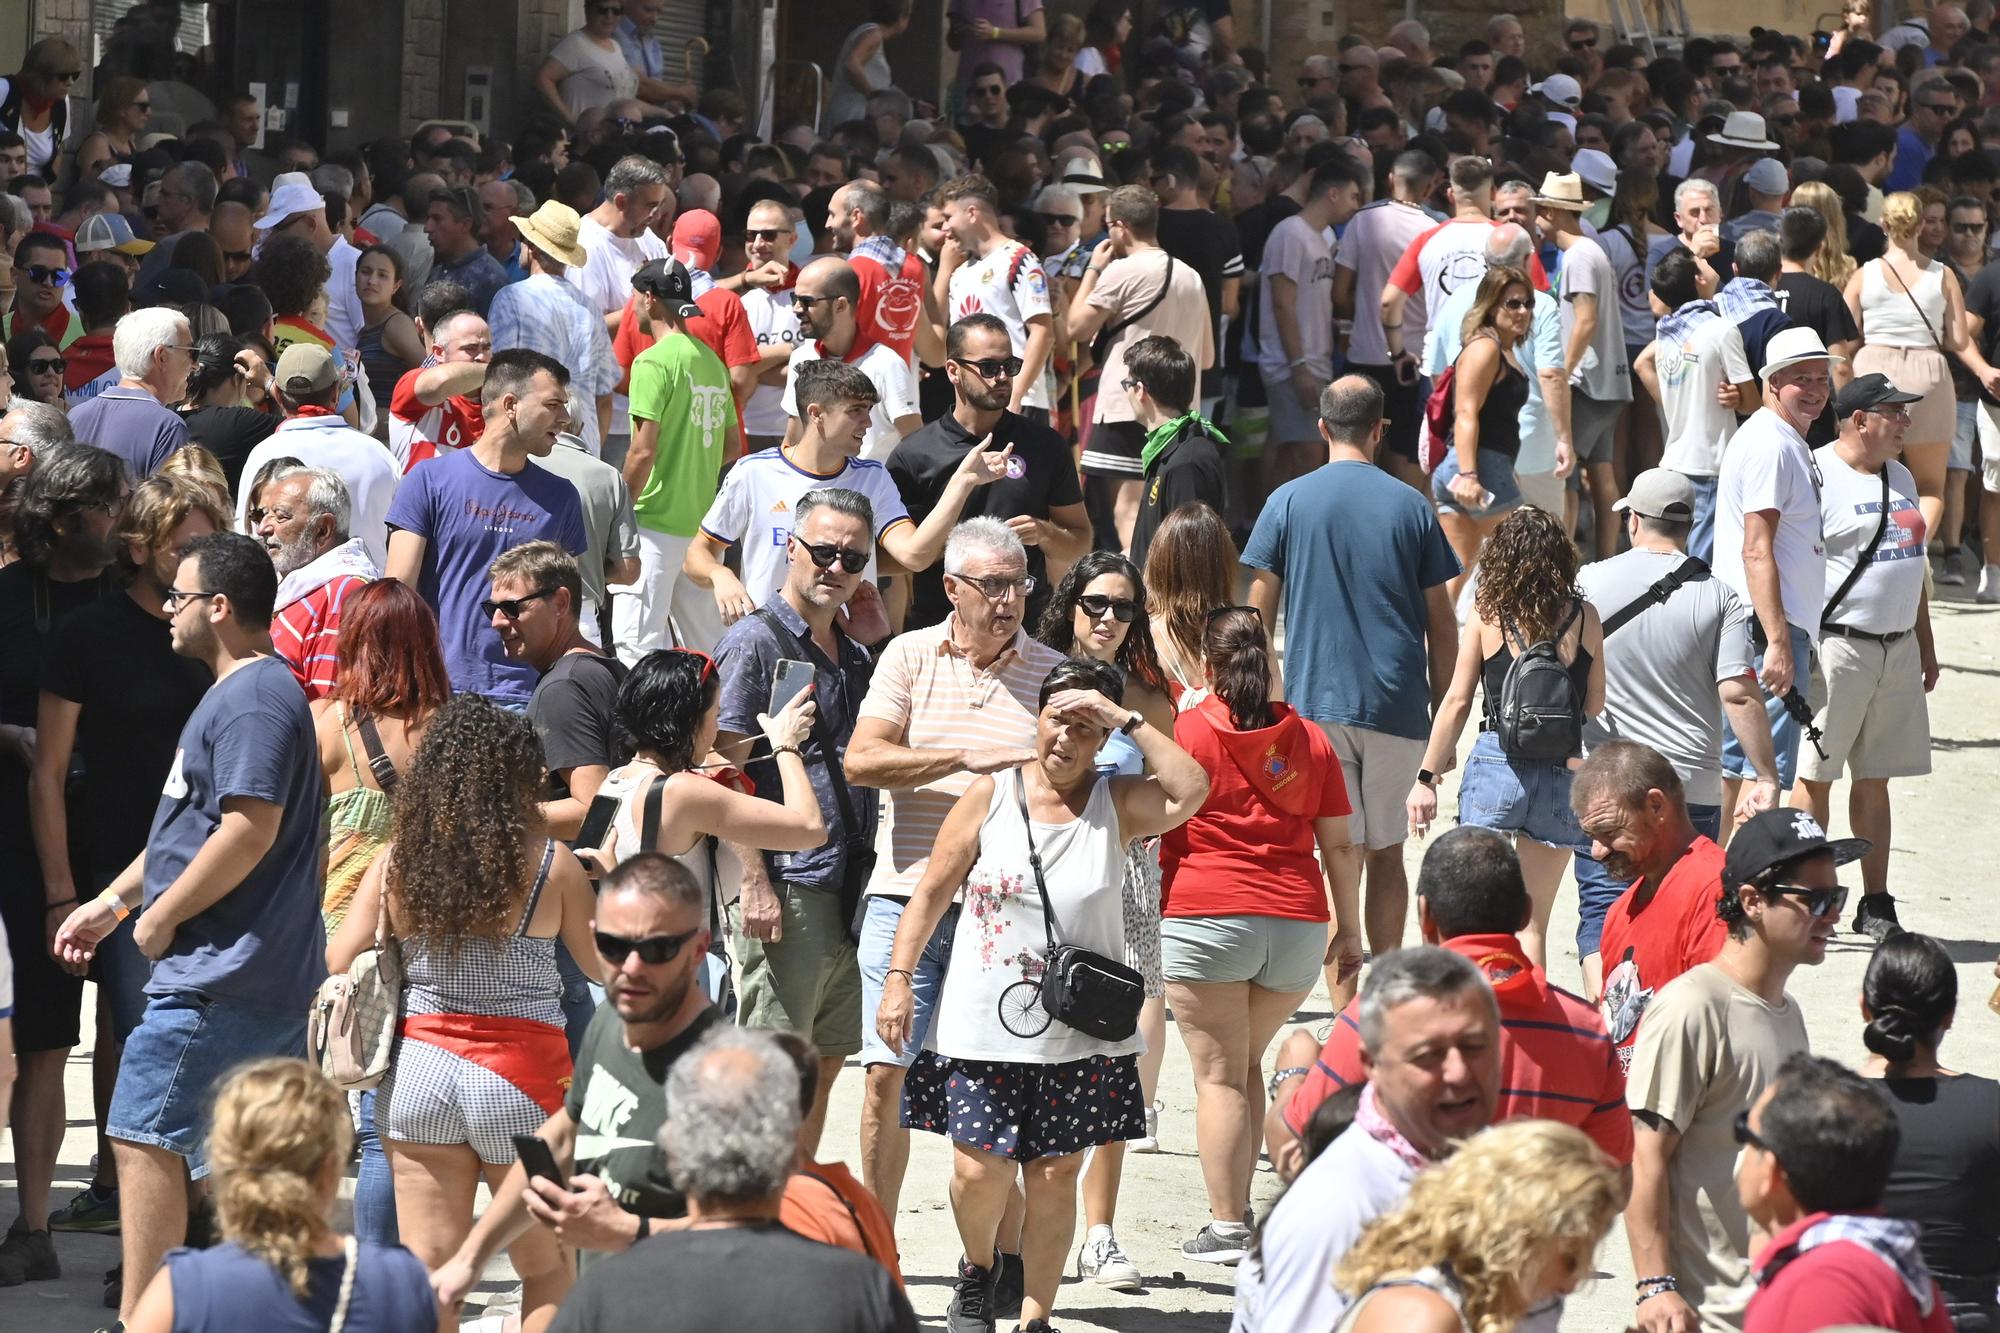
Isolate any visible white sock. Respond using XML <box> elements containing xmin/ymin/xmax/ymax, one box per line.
<box><xmin>1087</xmin><ymin>1223</ymin><xmax>1113</xmax><ymax>1243</ymax></box>
<box><xmin>1212</xmin><ymin>1219</ymin><xmax>1251</xmax><ymax>1236</ymax></box>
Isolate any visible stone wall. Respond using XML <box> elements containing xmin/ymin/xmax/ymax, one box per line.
<box><xmin>30</xmin><ymin>0</ymin><xmax>87</xmax><ymax>45</ymax></box>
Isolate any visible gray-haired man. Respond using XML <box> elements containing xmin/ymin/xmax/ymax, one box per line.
<box><xmin>254</xmin><ymin>466</ymin><xmax>377</xmax><ymax>699</ymax></box>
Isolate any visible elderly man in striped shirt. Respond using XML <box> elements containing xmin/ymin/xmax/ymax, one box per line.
<box><xmin>255</xmin><ymin>467</ymin><xmax>378</xmax><ymax>698</ymax></box>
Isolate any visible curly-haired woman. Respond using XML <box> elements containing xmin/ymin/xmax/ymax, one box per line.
<box><xmin>327</xmin><ymin>695</ymin><xmax>601</xmax><ymax>1328</ymax></box>
<box><xmin>1332</xmin><ymin>1119</ymin><xmax>1622</xmax><ymax>1333</ymax></box>
<box><xmin>1406</xmin><ymin>506</ymin><xmax>1603</xmax><ymax>967</ymax></box>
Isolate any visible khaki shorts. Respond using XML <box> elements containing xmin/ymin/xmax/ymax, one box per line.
<box><xmin>1801</xmin><ymin>632</ymin><xmax>1933</xmax><ymax>783</ymax></box>
<box><xmin>732</xmin><ymin>883</ymin><xmax>863</xmax><ymax>1058</ymax></box>
<box><xmin>1314</xmin><ymin>721</ymin><xmax>1427</xmax><ymax>850</ymax></box>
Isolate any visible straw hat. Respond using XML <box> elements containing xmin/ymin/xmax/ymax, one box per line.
<box><xmin>511</xmin><ymin>200</ymin><xmax>588</xmax><ymax>269</ymax></box>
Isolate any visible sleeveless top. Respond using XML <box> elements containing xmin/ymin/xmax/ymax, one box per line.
<box><xmin>400</xmin><ymin>839</ymin><xmax>563</xmax><ymax>1025</ymax></box>
<box><xmin>932</xmin><ymin>772</ymin><xmax>1136</xmax><ymax>1065</ymax></box>
<box><xmin>593</xmin><ymin>763</ymin><xmax>723</xmax><ymax>906</ymax></box>
<box><xmin>355</xmin><ymin>316</ymin><xmax>405</xmax><ymax>420</ymax></box>
<box><xmin>1465</xmin><ymin>331</ymin><xmax>1529</xmax><ymax>460</ymax></box>
<box><xmin>1878</xmin><ymin>1072</ymin><xmax>2000</xmax><ymax>1308</ymax></box>
<box><xmin>1859</xmin><ymin>257</ymin><xmax>1947</xmax><ymax>348</ymax></box>
<box><xmin>0</xmin><ymin>78</ymin><xmax>66</xmax><ymax>178</ymax></box>
<box><xmin>322</xmin><ymin>704</ymin><xmax>397</xmax><ymax>931</ymax></box>
<box><xmin>1331</xmin><ymin>1265</ymin><xmax>1470</xmax><ymax>1333</ymax></box>
<box><xmin>828</xmin><ymin>24</ymin><xmax>893</xmax><ymax>125</ymax></box>
<box><xmin>163</xmin><ymin>1239</ymin><xmax>436</xmax><ymax>1333</ymax></box>
<box><xmin>1479</xmin><ymin>602</ymin><xmax>1593</xmax><ymax>736</ymax></box>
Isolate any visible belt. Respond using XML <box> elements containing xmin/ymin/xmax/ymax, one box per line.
<box><xmin>1821</xmin><ymin>623</ymin><xmax>1910</xmax><ymax>644</ymax></box>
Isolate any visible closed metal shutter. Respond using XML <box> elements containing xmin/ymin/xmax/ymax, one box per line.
<box><xmin>648</xmin><ymin>0</ymin><xmax>707</xmax><ymax>87</ymax></box>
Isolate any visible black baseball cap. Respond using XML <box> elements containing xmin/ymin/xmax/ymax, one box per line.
<box><xmin>1831</xmin><ymin>372</ymin><xmax>1923</xmax><ymax>419</ymax></box>
<box><xmin>631</xmin><ymin>257</ymin><xmax>703</xmax><ymax>318</ymax></box>
<box><xmin>1722</xmin><ymin>809</ymin><xmax>1870</xmax><ymax>889</ymax></box>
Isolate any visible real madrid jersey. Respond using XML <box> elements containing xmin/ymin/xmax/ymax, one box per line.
<box><xmin>946</xmin><ymin>240</ymin><xmax>1056</xmax><ymax>410</ymax></box>
<box><xmin>696</xmin><ymin>447</ymin><xmax>912</xmax><ymax>606</ymax></box>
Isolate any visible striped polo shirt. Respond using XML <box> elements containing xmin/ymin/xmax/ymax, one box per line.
<box><xmin>855</xmin><ymin>616</ymin><xmax>1066</xmax><ymax>899</ymax></box>
<box><xmin>1283</xmin><ymin>932</ymin><xmax>1634</xmax><ymax>1164</ymax></box>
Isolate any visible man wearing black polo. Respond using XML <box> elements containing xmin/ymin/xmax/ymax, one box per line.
<box><xmin>887</xmin><ymin>314</ymin><xmax>1091</xmax><ymax>631</ymax></box>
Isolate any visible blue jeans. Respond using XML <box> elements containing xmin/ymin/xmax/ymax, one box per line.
<box><xmin>1721</xmin><ymin>622</ymin><xmax>1815</xmax><ymax>790</ymax></box>
<box><xmin>353</xmin><ymin>1088</ymin><xmax>398</xmax><ymax>1244</ymax></box>
<box><xmin>1574</xmin><ymin>803</ymin><xmax>1724</xmax><ymax>956</ymax></box>
<box><xmin>858</xmin><ymin>896</ymin><xmax>959</xmax><ymax>1068</ymax></box>
<box><xmin>554</xmin><ymin>940</ymin><xmax>599</xmax><ymax>1063</ymax></box>
<box><xmin>1686</xmin><ymin>474</ymin><xmax>1718</xmax><ymax>565</ymax></box>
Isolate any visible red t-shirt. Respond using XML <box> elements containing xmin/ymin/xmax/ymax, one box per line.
<box><xmin>1160</xmin><ymin>696</ymin><xmax>1350</xmax><ymax>921</ymax></box>
<box><xmin>852</xmin><ymin>249</ymin><xmax>927</xmax><ymax>363</ymax></box>
<box><xmin>389</xmin><ymin>368</ymin><xmax>484</xmax><ymax>473</ymax></box>
<box><xmin>1284</xmin><ymin>933</ymin><xmax>1635</xmax><ymax>1165</ymax></box>
<box><xmin>63</xmin><ymin>331</ymin><xmax>116</xmax><ymax>393</ymax></box>
<box><xmin>1746</xmin><ymin>1214</ymin><xmax>1954</xmax><ymax>1333</ymax></box>
<box><xmin>1598</xmin><ymin>835</ymin><xmax>1729</xmax><ymax>1073</ymax></box>
<box><xmin>613</xmin><ymin>287</ymin><xmax>759</xmax><ymax>386</ymax></box>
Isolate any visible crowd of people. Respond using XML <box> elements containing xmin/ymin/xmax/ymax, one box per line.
<box><xmin>0</xmin><ymin>1</ymin><xmax>1992</xmax><ymax>1330</ymax></box>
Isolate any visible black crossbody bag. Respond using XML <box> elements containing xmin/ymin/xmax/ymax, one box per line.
<box><xmin>1013</xmin><ymin>771</ymin><xmax>1143</xmax><ymax>1042</ymax></box>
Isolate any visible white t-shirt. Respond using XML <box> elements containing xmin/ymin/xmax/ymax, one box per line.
<box><xmin>235</xmin><ymin>417</ymin><xmax>403</xmax><ymax>568</ymax></box>
<box><xmin>696</xmin><ymin>448</ymin><xmax>910</xmax><ymax>606</ymax></box>
<box><xmin>550</xmin><ymin>29</ymin><xmax>638</xmax><ymax>119</ymax></box>
<box><xmin>569</xmin><ymin>216</ymin><xmax>667</xmax><ymax>433</ymax></box>
<box><xmin>946</xmin><ymin>240</ymin><xmax>1055</xmax><ymax>410</ymax></box>
<box><xmin>1715</xmin><ymin>407</ymin><xmax>1828</xmax><ymax>642</ymax></box>
<box><xmin>1655</xmin><ymin>312</ymin><xmax>1753</xmax><ymax>477</ymax></box>
<box><xmin>1333</xmin><ymin>199</ymin><xmax>1439</xmax><ymax>365</ymax></box>
<box><xmin>781</xmin><ymin>341</ymin><xmax>918</xmax><ymax>462</ymax></box>
<box><xmin>740</xmin><ymin>286</ymin><xmax>802</xmax><ymax>436</ymax></box>
<box><xmin>1814</xmin><ymin>448</ymin><xmax>1928</xmax><ymax>635</ymax></box>
<box><xmin>1255</xmin><ymin>213</ymin><xmax>1335</xmax><ymax>379</ymax></box>
<box><xmin>1386</xmin><ymin>218</ymin><xmax>1501</xmax><ymax>347</ymax></box>
<box><xmin>1558</xmin><ymin>236</ymin><xmax>1633</xmax><ymax>403</ymax></box>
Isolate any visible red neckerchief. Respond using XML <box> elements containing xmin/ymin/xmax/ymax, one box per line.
<box><xmin>290</xmin><ymin>404</ymin><xmax>338</xmax><ymax>419</ymax></box>
<box><xmin>701</xmin><ymin>765</ymin><xmax>755</xmax><ymax>797</ymax></box>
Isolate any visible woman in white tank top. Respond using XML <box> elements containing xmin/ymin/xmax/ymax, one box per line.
<box><xmin>1847</xmin><ymin>190</ymin><xmax>2000</xmax><ymax>539</ymax></box>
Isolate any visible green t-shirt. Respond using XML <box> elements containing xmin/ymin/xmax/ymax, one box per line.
<box><xmin>628</xmin><ymin>331</ymin><xmax>738</xmax><ymax>536</ymax></box>
<box><xmin>563</xmin><ymin>1002</ymin><xmax>720</xmax><ymax>1231</ymax></box>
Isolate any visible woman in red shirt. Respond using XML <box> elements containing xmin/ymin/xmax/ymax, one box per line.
<box><xmin>1160</xmin><ymin>606</ymin><xmax>1357</xmax><ymax>1267</ymax></box>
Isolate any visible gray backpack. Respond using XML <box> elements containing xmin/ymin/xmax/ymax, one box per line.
<box><xmin>1491</xmin><ymin>600</ymin><xmax>1586</xmax><ymax>763</ymax></box>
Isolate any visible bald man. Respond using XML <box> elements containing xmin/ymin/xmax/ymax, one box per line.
<box><xmin>779</xmin><ymin>256</ymin><xmax>920</xmax><ymax>459</ymax></box>
<box><xmin>209</xmin><ymin>202</ymin><xmax>256</xmax><ymax>283</ymax></box>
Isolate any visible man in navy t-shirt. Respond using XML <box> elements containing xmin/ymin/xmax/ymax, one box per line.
<box><xmin>1244</xmin><ymin>374</ymin><xmax>1460</xmax><ymax>966</ymax></box>
<box><xmin>54</xmin><ymin>531</ymin><xmax>327</xmax><ymax>1328</ymax></box>
<box><xmin>386</xmin><ymin>347</ymin><xmax>588</xmax><ymax>705</ymax></box>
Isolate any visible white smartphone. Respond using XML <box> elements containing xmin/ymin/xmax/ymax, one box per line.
<box><xmin>769</xmin><ymin>659</ymin><xmax>815</xmax><ymax>715</ymax></box>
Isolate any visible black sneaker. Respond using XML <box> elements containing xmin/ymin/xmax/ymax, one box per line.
<box><xmin>0</xmin><ymin>1226</ymin><xmax>59</xmax><ymax>1285</ymax></box>
<box><xmin>992</xmin><ymin>1251</ymin><xmax>1025</xmax><ymax>1321</ymax></box>
<box><xmin>1852</xmin><ymin>893</ymin><xmax>1902</xmax><ymax>943</ymax></box>
<box><xmin>1016</xmin><ymin>1322</ymin><xmax>1060</xmax><ymax>1332</ymax></box>
<box><xmin>947</xmin><ymin>1256</ymin><xmax>1001</xmax><ymax>1333</ymax></box>
<box><xmin>104</xmin><ymin>1262</ymin><xmax>122</xmax><ymax>1309</ymax></box>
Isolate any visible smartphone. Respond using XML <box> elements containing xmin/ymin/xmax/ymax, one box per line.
<box><xmin>575</xmin><ymin>793</ymin><xmax>620</xmax><ymax>851</ymax></box>
<box><xmin>513</xmin><ymin>1133</ymin><xmax>568</xmax><ymax>1190</ymax></box>
<box><xmin>769</xmin><ymin>659</ymin><xmax>815</xmax><ymax>715</ymax></box>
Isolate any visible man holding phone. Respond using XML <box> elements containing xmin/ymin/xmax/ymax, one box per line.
<box><xmin>711</xmin><ymin>487</ymin><xmax>881</xmax><ymax>1154</ymax></box>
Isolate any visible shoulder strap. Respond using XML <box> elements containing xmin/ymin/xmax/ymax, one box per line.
<box><xmin>1603</xmin><ymin>559</ymin><xmax>1711</xmax><ymax>636</ymax></box>
<box><xmin>328</xmin><ymin>1235</ymin><xmax>358</xmax><ymax>1333</ymax></box>
<box><xmin>1011</xmin><ymin>769</ymin><xmax>1059</xmax><ymax>953</ymax></box>
<box><xmin>1103</xmin><ymin>255</ymin><xmax>1177</xmax><ymax>341</ymax></box>
<box><xmin>337</xmin><ymin>702</ymin><xmax>366</xmax><ymax>784</ymax></box>
<box><xmin>751</xmin><ymin>609</ymin><xmax>865</xmax><ymax>843</ymax></box>
<box><xmin>641</xmin><ymin>773</ymin><xmax>668</xmax><ymax>852</ymax></box>
<box><xmin>801</xmin><ymin>1166</ymin><xmax>882</xmax><ymax>1264</ymax></box>
<box><xmin>354</xmin><ymin>712</ymin><xmax>399</xmax><ymax>793</ymax></box>
<box><xmin>1822</xmin><ymin>468</ymin><xmax>1895</xmax><ymax>629</ymax></box>
<box><xmin>515</xmin><ymin>838</ymin><xmax>559</xmax><ymax>935</ymax></box>
<box><xmin>1881</xmin><ymin>258</ymin><xmax>1947</xmax><ymax>354</ymax></box>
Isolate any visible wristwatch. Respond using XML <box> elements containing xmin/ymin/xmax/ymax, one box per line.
<box><xmin>1119</xmin><ymin>710</ymin><xmax>1143</xmax><ymax>735</ymax></box>
<box><xmin>1416</xmin><ymin>768</ymin><xmax>1439</xmax><ymax>788</ymax></box>
<box><xmin>1267</xmin><ymin>1065</ymin><xmax>1310</xmax><ymax>1100</ymax></box>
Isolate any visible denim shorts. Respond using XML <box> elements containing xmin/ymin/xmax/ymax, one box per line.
<box><xmin>858</xmin><ymin>896</ymin><xmax>958</xmax><ymax>1069</ymax></box>
<box><xmin>1432</xmin><ymin>447</ymin><xmax>1524</xmax><ymax>517</ymax></box>
<box><xmin>1161</xmin><ymin>914</ymin><xmax>1328</xmax><ymax>993</ymax></box>
<box><xmin>108</xmin><ymin>992</ymin><xmax>308</xmax><ymax>1177</ymax></box>
<box><xmin>1455</xmin><ymin>731</ymin><xmax>1588</xmax><ymax>849</ymax></box>
<box><xmin>1720</xmin><ymin>623</ymin><xmax>1815</xmax><ymax>790</ymax></box>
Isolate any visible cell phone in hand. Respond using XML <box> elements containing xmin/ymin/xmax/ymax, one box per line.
<box><xmin>513</xmin><ymin>1133</ymin><xmax>568</xmax><ymax>1190</ymax></box>
<box><xmin>769</xmin><ymin>659</ymin><xmax>815</xmax><ymax>716</ymax></box>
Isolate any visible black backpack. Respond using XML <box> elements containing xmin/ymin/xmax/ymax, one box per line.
<box><xmin>1491</xmin><ymin>600</ymin><xmax>1586</xmax><ymax>762</ymax></box>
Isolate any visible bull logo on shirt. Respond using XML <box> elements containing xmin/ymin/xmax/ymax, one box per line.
<box><xmin>1601</xmin><ymin>947</ymin><xmax>1651</xmax><ymax>1070</ymax></box>
<box><xmin>689</xmin><ymin>378</ymin><xmax>732</xmax><ymax>449</ymax></box>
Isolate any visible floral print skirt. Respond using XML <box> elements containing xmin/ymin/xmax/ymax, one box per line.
<box><xmin>902</xmin><ymin>1049</ymin><xmax>1145</xmax><ymax>1161</ymax></box>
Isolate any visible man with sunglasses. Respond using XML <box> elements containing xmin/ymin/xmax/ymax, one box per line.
<box><xmin>779</xmin><ymin>257</ymin><xmax>920</xmax><ymax>463</ymax></box>
<box><xmin>829</xmin><ymin>180</ymin><xmax>927</xmax><ymax>366</ymax></box>
<box><xmin>1889</xmin><ymin>73</ymin><xmax>1962</xmax><ymax>191</ymax></box>
<box><xmin>7</xmin><ymin>232</ymin><xmax>80</xmax><ymax>348</ymax></box>
<box><xmin>433</xmin><ymin>855</ymin><xmax>722</xmax><ymax>1299</ymax></box>
<box><xmin>935</xmin><ymin>174</ymin><xmax>1056</xmax><ymax>422</ymax></box>
<box><xmin>1623</xmin><ymin>807</ymin><xmax>1865</xmax><ymax>1333</ymax></box>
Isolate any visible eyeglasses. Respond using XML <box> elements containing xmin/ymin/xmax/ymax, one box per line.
<box><xmin>1761</xmin><ymin>881</ymin><xmax>1850</xmax><ymax>919</ymax></box>
<box><xmin>1864</xmin><ymin>403</ymin><xmax>1913</xmax><ymax>420</ymax></box>
<box><xmin>594</xmin><ymin>927</ymin><xmax>700</xmax><ymax>966</ymax></box>
<box><xmin>951</xmin><ymin>571</ymin><xmax>1036</xmax><ymax>600</ymax></box>
<box><xmin>1501</xmin><ymin>297</ymin><xmax>1533</xmax><ymax>311</ymax></box>
<box><xmin>163</xmin><ymin>588</ymin><xmax>217</xmax><ymax>610</ymax></box>
<box><xmin>27</xmin><ymin>357</ymin><xmax>62</xmax><ymax>374</ymax></box>
<box><xmin>1037</xmin><ymin>213</ymin><xmax>1079</xmax><ymax>227</ymax></box>
<box><xmin>952</xmin><ymin>355</ymin><xmax>1023</xmax><ymax>379</ymax></box>
<box><xmin>1731</xmin><ymin>1108</ymin><xmax>1772</xmax><ymax>1154</ymax></box>
<box><xmin>744</xmin><ymin>227</ymin><xmax>786</xmax><ymax>241</ymax></box>
<box><xmin>1204</xmin><ymin>604</ymin><xmax>1262</xmax><ymax>624</ymax></box>
<box><xmin>794</xmin><ymin>538</ymin><xmax>869</xmax><ymax>573</ymax></box>
<box><xmin>480</xmin><ymin>588</ymin><xmax>555</xmax><ymax>619</ymax></box>
<box><xmin>1077</xmin><ymin>593</ymin><xmax>1139</xmax><ymax>622</ymax></box>
<box><xmin>23</xmin><ymin>265</ymin><xmax>70</xmax><ymax>287</ymax></box>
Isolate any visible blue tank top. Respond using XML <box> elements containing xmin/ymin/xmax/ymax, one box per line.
<box><xmin>165</xmin><ymin>1240</ymin><xmax>436</xmax><ymax>1332</ymax></box>
<box><xmin>1094</xmin><ymin>727</ymin><xmax>1144</xmax><ymax>776</ymax></box>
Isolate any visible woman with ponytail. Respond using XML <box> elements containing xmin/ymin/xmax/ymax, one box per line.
<box><xmin>126</xmin><ymin>1058</ymin><xmax>443</xmax><ymax>1331</ymax></box>
<box><xmin>1862</xmin><ymin>932</ymin><xmax>2000</xmax><ymax>1331</ymax></box>
<box><xmin>1158</xmin><ymin>606</ymin><xmax>1359</xmax><ymax>1266</ymax></box>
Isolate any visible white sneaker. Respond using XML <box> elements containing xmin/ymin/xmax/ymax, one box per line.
<box><xmin>1981</xmin><ymin>564</ymin><xmax>2000</xmax><ymax>604</ymax></box>
<box><xmin>1129</xmin><ymin>1100</ymin><xmax>1162</xmax><ymax>1153</ymax></box>
<box><xmin>1076</xmin><ymin>1226</ymin><xmax>1142</xmax><ymax>1291</ymax></box>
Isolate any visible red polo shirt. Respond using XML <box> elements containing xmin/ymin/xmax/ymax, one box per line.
<box><xmin>1283</xmin><ymin>932</ymin><xmax>1634</xmax><ymax>1164</ymax></box>
<box><xmin>1746</xmin><ymin>1213</ymin><xmax>1953</xmax><ymax>1333</ymax></box>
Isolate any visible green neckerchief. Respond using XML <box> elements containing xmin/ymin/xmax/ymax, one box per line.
<box><xmin>1141</xmin><ymin>410</ymin><xmax>1228</xmax><ymax>475</ymax></box>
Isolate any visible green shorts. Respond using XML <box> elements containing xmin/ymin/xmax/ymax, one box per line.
<box><xmin>731</xmin><ymin>882</ymin><xmax>864</xmax><ymax>1058</ymax></box>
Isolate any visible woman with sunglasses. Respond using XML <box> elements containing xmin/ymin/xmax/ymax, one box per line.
<box><xmin>1433</xmin><ymin>264</ymin><xmax>1534</xmax><ymax>605</ymax></box>
<box><xmin>69</xmin><ymin>76</ymin><xmax>149</xmax><ymax>186</ymax></box>
<box><xmin>6</xmin><ymin>330</ymin><xmax>66</xmax><ymax>410</ymax></box>
<box><xmin>1035</xmin><ymin>552</ymin><xmax>1175</xmax><ymax>1288</ymax></box>
<box><xmin>0</xmin><ymin>38</ymin><xmax>82</xmax><ymax>179</ymax></box>
<box><xmin>879</xmin><ymin>656</ymin><xmax>1207</xmax><ymax>1333</ymax></box>
<box><xmin>327</xmin><ymin>695</ymin><xmax>600</xmax><ymax>1328</ymax></box>
<box><xmin>1159</xmin><ymin>606</ymin><xmax>1356</xmax><ymax>1265</ymax></box>
<box><xmin>588</xmin><ymin>647</ymin><xmax>824</xmax><ymax>1000</ymax></box>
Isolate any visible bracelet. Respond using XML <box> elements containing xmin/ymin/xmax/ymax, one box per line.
<box><xmin>886</xmin><ymin>968</ymin><xmax>915</xmax><ymax>983</ymax></box>
<box><xmin>44</xmin><ymin>897</ymin><xmax>76</xmax><ymax>911</ymax></box>
<box><xmin>1381</xmin><ymin>323</ymin><xmax>1403</xmax><ymax>331</ymax></box>
<box><xmin>1266</xmin><ymin>1064</ymin><xmax>1310</xmax><ymax>1099</ymax></box>
<box><xmin>98</xmin><ymin>887</ymin><xmax>131</xmax><ymax>924</ymax></box>
<box><xmin>772</xmin><ymin>744</ymin><xmax>803</xmax><ymax>758</ymax></box>
<box><xmin>1635</xmin><ymin>1275</ymin><xmax>1679</xmax><ymax>1304</ymax></box>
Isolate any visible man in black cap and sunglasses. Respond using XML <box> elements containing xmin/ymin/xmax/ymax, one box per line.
<box><xmin>1622</xmin><ymin>807</ymin><xmax>1867</xmax><ymax>1333</ymax></box>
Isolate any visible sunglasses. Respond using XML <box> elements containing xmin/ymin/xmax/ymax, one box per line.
<box><xmin>1569</xmin><ymin>36</ymin><xmax>1598</xmax><ymax>48</ymax></box>
<box><xmin>1077</xmin><ymin>593</ymin><xmax>1139</xmax><ymax>622</ymax></box>
<box><xmin>744</xmin><ymin>227</ymin><xmax>787</xmax><ymax>241</ymax></box>
<box><xmin>952</xmin><ymin>355</ymin><xmax>1023</xmax><ymax>379</ymax></box>
<box><xmin>1955</xmin><ymin>221</ymin><xmax>1990</xmax><ymax>234</ymax></box>
<box><xmin>792</xmin><ymin>293</ymin><xmax>835</xmax><ymax>311</ymax></box>
<box><xmin>1922</xmin><ymin>103</ymin><xmax>1958</xmax><ymax>115</ymax></box>
<box><xmin>1501</xmin><ymin>297</ymin><xmax>1533</xmax><ymax>311</ymax></box>
<box><xmin>594</xmin><ymin>927</ymin><xmax>700</xmax><ymax>966</ymax></box>
<box><xmin>1037</xmin><ymin>212</ymin><xmax>1079</xmax><ymax>227</ymax></box>
<box><xmin>480</xmin><ymin>588</ymin><xmax>555</xmax><ymax>619</ymax></box>
<box><xmin>794</xmin><ymin>538</ymin><xmax>869</xmax><ymax>573</ymax></box>
<box><xmin>27</xmin><ymin>356</ymin><xmax>63</xmax><ymax>374</ymax></box>
<box><xmin>23</xmin><ymin>264</ymin><xmax>70</xmax><ymax>286</ymax></box>
<box><xmin>1732</xmin><ymin>1108</ymin><xmax>1772</xmax><ymax>1154</ymax></box>
<box><xmin>1762</xmin><ymin>881</ymin><xmax>1850</xmax><ymax>919</ymax></box>
<box><xmin>672</xmin><ymin>646</ymin><xmax>716</xmax><ymax>685</ymax></box>
<box><xmin>1205</xmin><ymin>604</ymin><xmax>1262</xmax><ymax>624</ymax></box>
<box><xmin>163</xmin><ymin>587</ymin><xmax>217</xmax><ymax>610</ymax></box>
<box><xmin>974</xmin><ymin>84</ymin><xmax>1006</xmax><ymax>97</ymax></box>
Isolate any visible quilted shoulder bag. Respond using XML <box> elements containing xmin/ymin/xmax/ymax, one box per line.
<box><xmin>308</xmin><ymin>881</ymin><xmax>403</xmax><ymax>1090</ymax></box>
